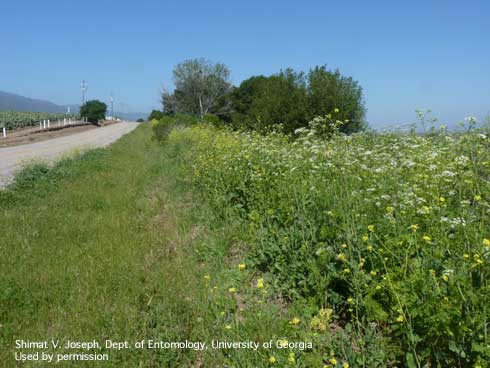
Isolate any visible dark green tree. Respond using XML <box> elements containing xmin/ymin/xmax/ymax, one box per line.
<box><xmin>229</xmin><ymin>66</ymin><xmax>366</xmax><ymax>134</ymax></box>
<box><xmin>80</xmin><ymin>100</ymin><xmax>107</xmax><ymax>124</ymax></box>
<box><xmin>307</xmin><ymin>66</ymin><xmax>366</xmax><ymax>133</ymax></box>
<box><xmin>230</xmin><ymin>70</ymin><xmax>309</xmax><ymax>133</ymax></box>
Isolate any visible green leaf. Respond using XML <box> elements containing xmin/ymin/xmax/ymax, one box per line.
<box><xmin>406</xmin><ymin>352</ymin><xmax>417</xmax><ymax>368</ymax></box>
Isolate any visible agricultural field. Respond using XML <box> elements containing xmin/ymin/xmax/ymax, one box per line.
<box><xmin>0</xmin><ymin>111</ymin><xmax>78</xmax><ymax>130</ymax></box>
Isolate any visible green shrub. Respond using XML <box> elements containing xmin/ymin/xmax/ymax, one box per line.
<box><xmin>152</xmin><ymin>116</ymin><xmax>177</xmax><ymax>142</ymax></box>
<box><xmin>148</xmin><ymin>109</ymin><xmax>165</xmax><ymax>121</ymax></box>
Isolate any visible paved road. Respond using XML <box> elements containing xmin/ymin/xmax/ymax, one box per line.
<box><xmin>0</xmin><ymin>122</ymin><xmax>139</xmax><ymax>188</ymax></box>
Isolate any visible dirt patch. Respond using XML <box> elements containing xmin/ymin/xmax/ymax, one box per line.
<box><xmin>0</xmin><ymin>124</ymin><xmax>100</xmax><ymax>147</ymax></box>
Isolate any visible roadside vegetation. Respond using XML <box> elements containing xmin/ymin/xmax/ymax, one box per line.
<box><xmin>148</xmin><ymin>110</ymin><xmax>490</xmax><ymax>367</ymax></box>
<box><xmin>1</xmin><ymin>124</ymin><xmax>327</xmax><ymax>367</ymax></box>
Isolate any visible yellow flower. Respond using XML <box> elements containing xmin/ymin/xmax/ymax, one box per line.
<box><xmin>396</xmin><ymin>315</ymin><xmax>404</xmax><ymax>323</ymax></box>
<box><xmin>442</xmin><ymin>275</ymin><xmax>449</xmax><ymax>282</ymax></box>
<box><xmin>343</xmin><ymin>268</ymin><xmax>350</xmax><ymax>274</ymax></box>
<box><xmin>337</xmin><ymin>253</ymin><xmax>346</xmax><ymax>262</ymax></box>
<box><xmin>370</xmin><ymin>271</ymin><xmax>377</xmax><ymax>276</ymax></box>
<box><xmin>474</xmin><ymin>195</ymin><xmax>481</xmax><ymax>201</ymax></box>
<box><xmin>329</xmin><ymin>358</ymin><xmax>338</xmax><ymax>365</ymax></box>
<box><xmin>269</xmin><ymin>356</ymin><xmax>277</xmax><ymax>364</ymax></box>
<box><xmin>422</xmin><ymin>235</ymin><xmax>431</xmax><ymax>243</ymax></box>
<box><xmin>386</xmin><ymin>206</ymin><xmax>394</xmax><ymax>214</ymax></box>
<box><xmin>463</xmin><ymin>253</ymin><xmax>469</xmax><ymax>259</ymax></box>
<box><xmin>341</xmin><ymin>243</ymin><xmax>348</xmax><ymax>249</ymax></box>
<box><xmin>225</xmin><ymin>324</ymin><xmax>232</xmax><ymax>330</ymax></box>
<box><xmin>288</xmin><ymin>352</ymin><xmax>296</xmax><ymax>364</ymax></box>
<box><xmin>411</xmin><ymin>224</ymin><xmax>419</xmax><ymax>232</ymax></box>
<box><xmin>343</xmin><ymin>363</ymin><xmax>350</xmax><ymax>368</ymax></box>
<box><xmin>203</xmin><ymin>275</ymin><xmax>211</xmax><ymax>281</ymax></box>
<box><xmin>483</xmin><ymin>238</ymin><xmax>490</xmax><ymax>246</ymax></box>
<box><xmin>439</xmin><ymin>196</ymin><xmax>445</xmax><ymax>203</ymax></box>
<box><xmin>256</xmin><ymin>278</ymin><xmax>264</xmax><ymax>289</ymax></box>
<box><xmin>228</xmin><ymin>287</ymin><xmax>236</xmax><ymax>293</ymax></box>
<box><xmin>290</xmin><ymin>317</ymin><xmax>301</xmax><ymax>325</ymax></box>
<box><xmin>334</xmin><ymin>108</ymin><xmax>340</xmax><ymax>113</ymax></box>
<box><xmin>310</xmin><ymin>316</ymin><xmax>327</xmax><ymax>331</ymax></box>
<box><xmin>368</xmin><ymin>224</ymin><xmax>375</xmax><ymax>232</ymax></box>
<box><xmin>238</xmin><ymin>263</ymin><xmax>246</xmax><ymax>271</ymax></box>
<box><xmin>347</xmin><ymin>297</ymin><xmax>354</xmax><ymax>304</ymax></box>
<box><xmin>362</xmin><ymin>234</ymin><xmax>369</xmax><ymax>241</ymax></box>
<box><xmin>367</xmin><ymin>245</ymin><xmax>374</xmax><ymax>252</ymax></box>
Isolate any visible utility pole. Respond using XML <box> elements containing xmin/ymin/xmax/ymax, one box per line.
<box><xmin>110</xmin><ymin>93</ymin><xmax>114</xmax><ymax>120</ymax></box>
<box><xmin>81</xmin><ymin>80</ymin><xmax>88</xmax><ymax>105</ymax></box>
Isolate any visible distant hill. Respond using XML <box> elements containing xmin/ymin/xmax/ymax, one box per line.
<box><xmin>0</xmin><ymin>91</ymin><xmax>148</xmax><ymax>120</ymax></box>
<box><xmin>0</xmin><ymin>91</ymin><xmax>71</xmax><ymax>113</ymax></box>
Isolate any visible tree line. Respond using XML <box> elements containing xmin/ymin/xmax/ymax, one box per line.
<box><xmin>149</xmin><ymin>58</ymin><xmax>366</xmax><ymax>134</ymax></box>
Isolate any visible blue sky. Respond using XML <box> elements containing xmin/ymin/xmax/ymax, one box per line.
<box><xmin>1</xmin><ymin>0</ymin><xmax>489</xmax><ymax>127</ymax></box>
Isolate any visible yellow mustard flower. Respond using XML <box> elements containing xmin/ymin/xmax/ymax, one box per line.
<box><xmin>238</xmin><ymin>263</ymin><xmax>246</xmax><ymax>271</ymax></box>
<box><xmin>269</xmin><ymin>356</ymin><xmax>277</xmax><ymax>364</ymax></box>
<box><xmin>337</xmin><ymin>253</ymin><xmax>346</xmax><ymax>262</ymax></box>
<box><xmin>368</xmin><ymin>224</ymin><xmax>375</xmax><ymax>232</ymax></box>
<box><xmin>483</xmin><ymin>238</ymin><xmax>490</xmax><ymax>246</ymax></box>
<box><xmin>290</xmin><ymin>317</ymin><xmax>301</xmax><ymax>325</ymax></box>
<box><xmin>256</xmin><ymin>278</ymin><xmax>264</xmax><ymax>289</ymax></box>
<box><xmin>396</xmin><ymin>315</ymin><xmax>404</xmax><ymax>323</ymax></box>
<box><xmin>329</xmin><ymin>358</ymin><xmax>338</xmax><ymax>365</ymax></box>
<box><xmin>423</xmin><ymin>235</ymin><xmax>431</xmax><ymax>243</ymax></box>
<box><xmin>228</xmin><ymin>287</ymin><xmax>236</xmax><ymax>293</ymax></box>
<box><xmin>288</xmin><ymin>352</ymin><xmax>295</xmax><ymax>364</ymax></box>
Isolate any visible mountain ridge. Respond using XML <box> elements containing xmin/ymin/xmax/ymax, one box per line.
<box><xmin>0</xmin><ymin>90</ymin><xmax>148</xmax><ymax>120</ymax></box>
